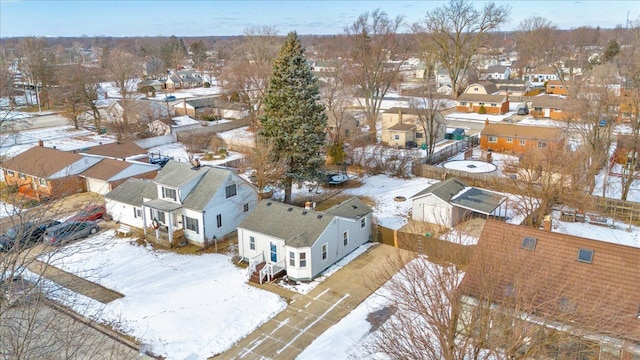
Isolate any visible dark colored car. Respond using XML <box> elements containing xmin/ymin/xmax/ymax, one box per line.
<box><xmin>163</xmin><ymin>95</ymin><xmax>177</xmax><ymax>102</ymax></box>
<box><xmin>0</xmin><ymin>220</ymin><xmax>61</xmax><ymax>252</ymax></box>
<box><xmin>44</xmin><ymin>221</ymin><xmax>100</xmax><ymax>246</ymax></box>
<box><xmin>405</xmin><ymin>141</ymin><xmax>418</xmax><ymax>149</ymax></box>
<box><xmin>517</xmin><ymin>106</ymin><xmax>529</xmax><ymax>115</ymax></box>
<box><xmin>66</xmin><ymin>205</ymin><xmax>106</xmax><ymax>222</ymax></box>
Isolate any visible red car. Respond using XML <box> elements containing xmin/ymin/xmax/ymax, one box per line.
<box><xmin>66</xmin><ymin>205</ymin><xmax>106</xmax><ymax>222</ymax></box>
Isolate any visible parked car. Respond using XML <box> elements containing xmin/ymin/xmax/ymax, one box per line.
<box><xmin>0</xmin><ymin>220</ymin><xmax>61</xmax><ymax>252</ymax></box>
<box><xmin>66</xmin><ymin>205</ymin><xmax>106</xmax><ymax>222</ymax></box>
<box><xmin>44</xmin><ymin>221</ymin><xmax>99</xmax><ymax>246</ymax></box>
<box><xmin>163</xmin><ymin>95</ymin><xmax>177</xmax><ymax>102</ymax></box>
<box><xmin>405</xmin><ymin>141</ymin><xmax>418</xmax><ymax>149</ymax></box>
<box><xmin>517</xmin><ymin>106</ymin><xmax>529</xmax><ymax>115</ymax></box>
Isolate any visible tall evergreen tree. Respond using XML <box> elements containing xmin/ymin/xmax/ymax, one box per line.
<box><xmin>259</xmin><ymin>32</ymin><xmax>327</xmax><ymax>204</ymax></box>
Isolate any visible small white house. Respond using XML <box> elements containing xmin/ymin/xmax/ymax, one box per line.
<box><xmin>105</xmin><ymin>160</ymin><xmax>258</xmax><ymax>247</ymax></box>
<box><xmin>237</xmin><ymin>198</ymin><xmax>373</xmax><ymax>282</ymax></box>
<box><xmin>105</xmin><ymin>178</ymin><xmax>153</xmax><ymax>229</ymax></box>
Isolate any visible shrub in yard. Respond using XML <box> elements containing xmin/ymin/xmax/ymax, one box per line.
<box><xmin>204</xmin><ymin>82</ymin><xmax>211</xmax><ymax>88</ymax></box>
<box><xmin>478</xmin><ymin>104</ymin><xmax>487</xmax><ymax>114</ymax></box>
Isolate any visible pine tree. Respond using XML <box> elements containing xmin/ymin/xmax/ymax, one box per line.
<box><xmin>259</xmin><ymin>32</ymin><xmax>327</xmax><ymax>204</ymax></box>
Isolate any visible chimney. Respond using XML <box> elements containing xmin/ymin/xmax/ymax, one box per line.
<box><xmin>38</xmin><ymin>139</ymin><xmax>43</xmax><ymax>147</ymax></box>
<box><xmin>485</xmin><ymin>118</ymin><xmax>489</xmax><ymax>125</ymax></box>
<box><xmin>398</xmin><ymin>108</ymin><xmax>403</xmax><ymax>124</ymax></box>
<box><xmin>543</xmin><ymin>215</ymin><xmax>552</xmax><ymax>231</ymax></box>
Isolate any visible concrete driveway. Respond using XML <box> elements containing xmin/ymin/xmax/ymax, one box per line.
<box><xmin>216</xmin><ymin>243</ymin><xmax>411</xmax><ymax>359</ymax></box>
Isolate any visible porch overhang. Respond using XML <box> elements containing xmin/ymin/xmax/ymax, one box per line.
<box><xmin>143</xmin><ymin>199</ymin><xmax>183</xmax><ymax>212</ymax></box>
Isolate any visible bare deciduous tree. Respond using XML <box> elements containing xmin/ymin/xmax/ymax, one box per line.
<box><xmin>102</xmin><ymin>48</ymin><xmax>140</xmax><ymax>99</ymax></box>
<box><xmin>421</xmin><ymin>0</ymin><xmax>509</xmax><ymax>97</ymax></box>
<box><xmin>343</xmin><ymin>9</ymin><xmax>406</xmax><ymax>139</ymax></box>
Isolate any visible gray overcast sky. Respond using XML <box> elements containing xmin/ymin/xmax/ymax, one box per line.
<box><xmin>1</xmin><ymin>1</ymin><xmax>639</xmax><ymax>37</ymax></box>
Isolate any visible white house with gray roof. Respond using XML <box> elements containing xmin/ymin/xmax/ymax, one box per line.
<box><xmin>105</xmin><ymin>160</ymin><xmax>258</xmax><ymax>247</ymax></box>
<box><xmin>105</xmin><ymin>178</ymin><xmax>154</xmax><ymax>229</ymax></box>
<box><xmin>237</xmin><ymin>197</ymin><xmax>372</xmax><ymax>282</ymax></box>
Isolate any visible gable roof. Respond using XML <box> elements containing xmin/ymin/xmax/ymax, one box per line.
<box><xmin>4</xmin><ymin>146</ymin><xmax>83</xmax><ymax>178</ymax></box>
<box><xmin>80</xmin><ymin>158</ymin><xmax>131</xmax><ymax>181</ymax></box>
<box><xmin>239</xmin><ymin>200</ymin><xmax>334</xmax><ymax>248</ymax></box>
<box><xmin>411</xmin><ymin>178</ymin><xmax>467</xmax><ymax>202</ymax></box>
<box><xmin>481</xmin><ymin>123</ymin><xmax>565</xmax><ymax>141</ymax></box>
<box><xmin>182</xmin><ymin>166</ymin><xmax>233</xmax><ymax>211</ymax></box>
<box><xmin>81</xmin><ymin>141</ymin><xmax>146</xmax><ymax>159</ymax></box>
<box><xmin>153</xmin><ymin>160</ymin><xmax>207</xmax><ymax>188</ymax></box>
<box><xmin>485</xmin><ymin>65</ymin><xmax>509</xmax><ymax>73</ymax></box>
<box><xmin>183</xmin><ymin>97</ymin><xmax>219</xmax><ymax>109</ymax></box>
<box><xmin>464</xmin><ymin>81</ymin><xmax>498</xmax><ymax>95</ymax></box>
<box><xmin>325</xmin><ymin>197</ymin><xmax>372</xmax><ymax>219</ymax></box>
<box><xmin>387</xmin><ymin>123</ymin><xmax>416</xmax><ymax>131</ymax></box>
<box><xmin>461</xmin><ymin>220</ymin><xmax>640</xmax><ymax>342</ymax></box>
<box><xmin>450</xmin><ymin>187</ymin><xmax>506</xmax><ymax>215</ymax></box>
<box><xmin>530</xmin><ymin>95</ymin><xmax>568</xmax><ymax>109</ymax></box>
<box><xmin>105</xmin><ymin>178</ymin><xmax>155</xmax><ymax>206</ymax></box>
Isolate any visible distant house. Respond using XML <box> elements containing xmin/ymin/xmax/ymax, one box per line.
<box><xmin>479</xmin><ymin>65</ymin><xmax>511</xmax><ymax>81</ymax></box>
<box><xmin>492</xmin><ymin>79</ymin><xmax>532</xmax><ymax>98</ymax></box>
<box><xmin>165</xmin><ymin>69</ymin><xmax>203</xmax><ymax>90</ymax></box>
<box><xmin>480</xmin><ymin>122</ymin><xmax>565</xmax><ymax>155</ymax></box>
<box><xmin>612</xmin><ymin>134</ymin><xmax>640</xmax><ymax>168</ymax></box>
<box><xmin>237</xmin><ymin>198</ymin><xmax>372</xmax><ymax>282</ymax></box>
<box><xmin>105</xmin><ymin>99</ymin><xmax>170</xmax><ymax>126</ymax></box>
<box><xmin>525</xmin><ymin>67</ymin><xmax>559</xmax><ymax>87</ymax></box>
<box><xmin>137</xmin><ymin>79</ymin><xmax>164</xmax><ymax>93</ymax></box>
<box><xmin>381</xmin><ymin>107</ymin><xmax>446</xmax><ymax>148</ymax></box>
<box><xmin>327</xmin><ymin>112</ymin><xmax>360</xmax><ymax>143</ymax></box>
<box><xmin>546</xmin><ymin>79</ymin><xmax>570</xmax><ymax>95</ymax></box>
<box><xmin>617</xmin><ymin>89</ymin><xmax>638</xmax><ymax>123</ymax></box>
<box><xmin>455</xmin><ymin>82</ymin><xmax>509</xmax><ymax>114</ymax></box>
<box><xmin>173</xmin><ymin>97</ymin><xmax>249</xmax><ymax>119</ymax></box>
<box><xmin>460</xmin><ymin>220</ymin><xmax>640</xmax><ymax>359</ymax></box>
<box><xmin>148</xmin><ymin>115</ymin><xmax>202</xmax><ymax>136</ymax></box>
<box><xmin>529</xmin><ymin>95</ymin><xmax>569</xmax><ymax>120</ymax></box>
<box><xmin>2</xmin><ymin>145</ymin><xmax>100</xmax><ymax>200</ymax></box>
<box><xmin>79</xmin><ymin>140</ymin><xmax>149</xmax><ymax>162</ymax></box>
<box><xmin>311</xmin><ymin>60</ymin><xmax>338</xmax><ymax>73</ymax></box>
<box><xmin>105</xmin><ymin>160</ymin><xmax>258</xmax><ymax>247</ymax></box>
<box><xmin>410</xmin><ymin>178</ymin><xmax>506</xmax><ymax>227</ymax></box>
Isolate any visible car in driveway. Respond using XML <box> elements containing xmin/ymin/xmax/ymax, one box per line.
<box><xmin>44</xmin><ymin>221</ymin><xmax>100</xmax><ymax>246</ymax></box>
<box><xmin>162</xmin><ymin>95</ymin><xmax>177</xmax><ymax>102</ymax></box>
<box><xmin>66</xmin><ymin>205</ymin><xmax>106</xmax><ymax>222</ymax></box>
<box><xmin>0</xmin><ymin>220</ymin><xmax>61</xmax><ymax>252</ymax></box>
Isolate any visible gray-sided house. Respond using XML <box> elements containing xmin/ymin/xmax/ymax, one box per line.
<box><xmin>105</xmin><ymin>160</ymin><xmax>258</xmax><ymax>247</ymax></box>
<box><xmin>411</xmin><ymin>178</ymin><xmax>507</xmax><ymax>227</ymax></box>
<box><xmin>237</xmin><ymin>198</ymin><xmax>373</xmax><ymax>283</ymax></box>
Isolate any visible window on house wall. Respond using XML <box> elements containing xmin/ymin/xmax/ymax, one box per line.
<box><xmin>343</xmin><ymin>231</ymin><xmax>349</xmax><ymax>246</ymax></box>
<box><xmin>519</xmin><ymin>139</ymin><xmax>526</xmax><ymax>145</ymax></box>
<box><xmin>507</xmin><ymin>138</ymin><xmax>513</xmax><ymax>143</ymax></box>
<box><xmin>474</xmin><ymin>87</ymin><xmax>478</xmax><ymax>91</ymax></box>
<box><xmin>7</xmin><ymin>170</ymin><xmax>14</xmax><ymax>176</ymax></box>
<box><xmin>479</xmin><ymin>102</ymin><xmax>485</xmax><ymax>106</ymax></box>
<box><xmin>488</xmin><ymin>136</ymin><xmax>497</xmax><ymax>143</ymax></box>
<box><xmin>394</xmin><ymin>135</ymin><xmax>400</xmax><ymax>140</ymax></box>
<box><xmin>491</xmin><ymin>103</ymin><xmax>497</xmax><ymax>107</ymax></box>
<box><xmin>361</xmin><ymin>218</ymin><xmax>366</xmax><ymax>228</ymax></box>
<box><xmin>133</xmin><ymin>208</ymin><xmax>142</xmax><ymax>218</ymax></box>
<box><xmin>537</xmin><ymin>141</ymin><xmax>547</xmax><ymax>148</ymax></box>
<box><xmin>460</xmin><ymin>101</ymin><xmax>467</xmax><ymax>106</ymax></box>
<box><xmin>225</xmin><ymin>184</ymin><xmax>237</xmax><ymax>198</ymax></box>
<box><xmin>344</xmin><ymin>129</ymin><xmax>350</xmax><ymax>137</ymax></box>
<box><xmin>185</xmin><ymin>216</ymin><xmax>199</xmax><ymax>233</ymax></box>
<box><xmin>321</xmin><ymin>243</ymin><xmax>328</xmax><ymax>260</ymax></box>
<box><xmin>289</xmin><ymin>251</ymin><xmax>295</xmax><ymax>266</ymax></box>
<box><xmin>19</xmin><ymin>173</ymin><xmax>26</xmax><ymax>180</ymax></box>
<box><xmin>415</xmin><ymin>132</ymin><xmax>423</xmax><ymax>138</ymax></box>
<box><xmin>243</xmin><ymin>203</ymin><xmax>249</xmax><ymax>212</ymax></box>
<box><xmin>162</xmin><ymin>187</ymin><xmax>177</xmax><ymax>201</ymax></box>
<box><xmin>299</xmin><ymin>252</ymin><xmax>307</xmax><ymax>268</ymax></box>
<box><xmin>534</xmin><ymin>107</ymin><xmax>542</xmax><ymax>112</ymax></box>
<box><xmin>216</xmin><ymin>214</ymin><xmax>222</xmax><ymax>228</ymax></box>
<box><xmin>249</xmin><ymin>236</ymin><xmax>255</xmax><ymax>250</ymax></box>
<box><xmin>156</xmin><ymin>211</ymin><xmax>166</xmax><ymax>224</ymax></box>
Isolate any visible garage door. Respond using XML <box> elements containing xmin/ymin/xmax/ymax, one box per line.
<box><xmin>86</xmin><ymin>178</ymin><xmax>110</xmax><ymax>195</ymax></box>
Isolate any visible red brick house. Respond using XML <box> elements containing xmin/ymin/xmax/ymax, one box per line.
<box><xmin>460</xmin><ymin>220</ymin><xmax>640</xmax><ymax>358</ymax></box>
<box><xmin>530</xmin><ymin>95</ymin><xmax>569</xmax><ymax>120</ymax></box>
<box><xmin>546</xmin><ymin>79</ymin><xmax>570</xmax><ymax>95</ymax></box>
<box><xmin>455</xmin><ymin>82</ymin><xmax>509</xmax><ymax>114</ymax></box>
<box><xmin>480</xmin><ymin>122</ymin><xmax>565</xmax><ymax>155</ymax></box>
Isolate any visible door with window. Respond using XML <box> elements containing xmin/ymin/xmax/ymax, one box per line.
<box><xmin>270</xmin><ymin>242</ymin><xmax>277</xmax><ymax>262</ymax></box>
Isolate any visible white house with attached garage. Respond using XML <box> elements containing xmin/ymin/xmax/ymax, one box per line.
<box><xmin>237</xmin><ymin>197</ymin><xmax>372</xmax><ymax>283</ymax></box>
<box><xmin>105</xmin><ymin>160</ymin><xmax>258</xmax><ymax>247</ymax></box>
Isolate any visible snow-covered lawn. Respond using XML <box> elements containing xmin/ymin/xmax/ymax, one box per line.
<box><xmin>42</xmin><ymin>232</ymin><xmax>287</xmax><ymax>359</ymax></box>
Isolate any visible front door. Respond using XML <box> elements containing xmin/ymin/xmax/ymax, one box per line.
<box><xmin>270</xmin><ymin>242</ymin><xmax>277</xmax><ymax>262</ymax></box>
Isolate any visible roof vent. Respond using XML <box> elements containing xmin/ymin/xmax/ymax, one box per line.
<box><xmin>287</xmin><ymin>208</ymin><xmax>293</xmax><ymax>212</ymax></box>
<box><xmin>352</xmin><ymin>205</ymin><xmax>358</xmax><ymax>209</ymax></box>
<box><xmin>317</xmin><ymin>215</ymin><xmax>323</xmax><ymax>219</ymax></box>
<box><xmin>266</xmin><ymin>202</ymin><xmax>272</xmax><ymax>206</ymax></box>
<box><xmin>302</xmin><ymin>211</ymin><xmax>308</xmax><ymax>215</ymax></box>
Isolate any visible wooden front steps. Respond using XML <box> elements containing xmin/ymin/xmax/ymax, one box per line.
<box><xmin>249</xmin><ymin>262</ymin><xmax>266</xmax><ymax>284</ymax></box>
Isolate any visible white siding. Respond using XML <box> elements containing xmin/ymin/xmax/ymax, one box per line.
<box><xmin>106</xmin><ymin>199</ymin><xmax>144</xmax><ymax>229</ymax></box>
<box><xmin>412</xmin><ymin>194</ymin><xmax>454</xmax><ymax>227</ymax></box>
<box><xmin>86</xmin><ymin>178</ymin><xmax>110</xmax><ymax>195</ymax></box>
<box><xmin>181</xmin><ymin>208</ymin><xmax>204</xmax><ymax>244</ymax></box>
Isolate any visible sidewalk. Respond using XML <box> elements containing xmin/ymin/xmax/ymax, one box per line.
<box><xmin>215</xmin><ymin>243</ymin><xmax>412</xmax><ymax>359</ymax></box>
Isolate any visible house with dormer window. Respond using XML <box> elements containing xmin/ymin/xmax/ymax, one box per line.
<box><xmin>105</xmin><ymin>160</ymin><xmax>258</xmax><ymax>247</ymax></box>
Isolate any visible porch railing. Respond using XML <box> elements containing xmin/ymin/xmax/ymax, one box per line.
<box><xmin>260</xmin><ymin>259</ymin><xmax>286</xmax><ymax>284</ymax></box>
<box><xmin>247</xmin><ymin>252</ymin><xmax>264</xmax><ymax>279</ymax></box>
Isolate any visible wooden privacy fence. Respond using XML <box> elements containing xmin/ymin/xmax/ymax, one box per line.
<box><xmin>375</xmin><ymin>224</ymin><xmax>473</xmax><ymax>266</ymax></box>
<box><xmin>591</xmin><ymin>195</ymin><xmax>640</xmax><ymax>225</ymax></box>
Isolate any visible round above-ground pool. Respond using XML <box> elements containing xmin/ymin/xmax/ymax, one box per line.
<box><xmin>443</xmin><ymin>160</ymin><xmax>497</xmax><ymax>173</ymax></box>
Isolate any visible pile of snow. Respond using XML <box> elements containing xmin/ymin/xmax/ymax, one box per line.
<box><xmin>42</xmin><ymin>232</ymin><xmax>287</xmax><ymax>359</ymax></box>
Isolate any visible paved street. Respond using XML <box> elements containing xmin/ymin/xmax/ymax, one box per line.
<box><xmin>216</xmin><ymin>244</ymin><xmax>411</xmax><ymax>360</ymax></box>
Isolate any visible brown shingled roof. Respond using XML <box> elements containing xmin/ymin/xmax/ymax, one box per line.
<box><xmin>81</xmin><ymin>141</ymin><xmax>146</xmax><ymax>159</ymax></box>
<box><xmin>461</xmin><ymin>220</ymin><xmax>640</xmax><ymax>342</ymax></box>
<box><xmin>80</xmin><ymin>158</ymin><xmax>131</xmax><ymax>181</ymax></box>
<box><xmin>387</xmin><ymin>123</ymin><xmax>416</xmax><ymax>131</ymax></box>
<box><xmin>4</xmin><ymin>146</ymin><xmax>83</xmax><ymax>178</ymax></box>
<box><xmin>481</xmin><ymin>123</ymin><xmax>564</xmax><ymax>141</ymax></box>
<box><xmin>530</xmin><ymin>94</ymin><xmax>567</xmax><ymax>109</ymax></box>
<box><xmin>457</xmin><ymin>93</ymin><xmax>506</xmax><ymax>103</ymax></box>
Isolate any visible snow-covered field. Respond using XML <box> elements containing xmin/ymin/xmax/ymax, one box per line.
<box><xmin>43</xmin><ymin>233</ymin><xmax>287</xmax><ymax>359</ymax></box>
